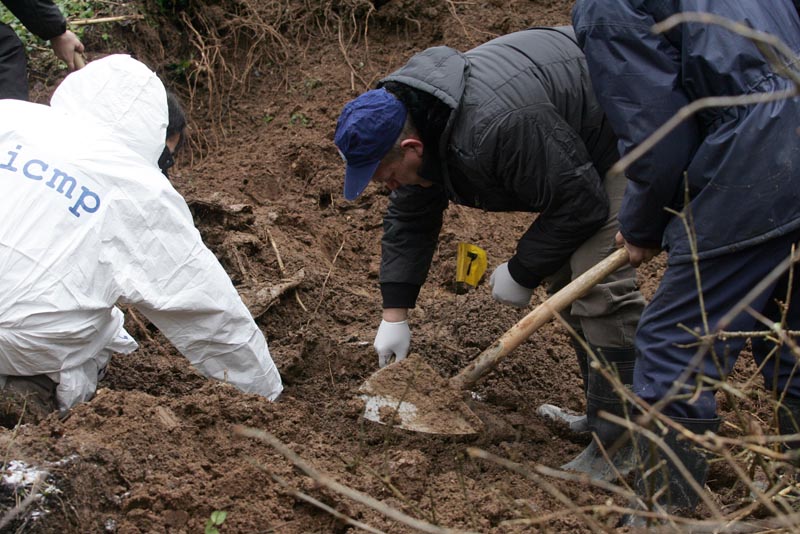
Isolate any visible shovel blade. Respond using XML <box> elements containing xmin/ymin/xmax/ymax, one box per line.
<box><xmin>358</xmin><ymin>354</ymin><xmax>483</xmax><ymax>435</ymax></box>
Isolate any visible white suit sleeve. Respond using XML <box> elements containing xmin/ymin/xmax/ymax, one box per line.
<box><xmin>105</xmin><ymin>183</ymin><xmax>283</xmax><ymax>401</ymax></box>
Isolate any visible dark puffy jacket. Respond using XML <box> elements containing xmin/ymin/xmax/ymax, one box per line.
<box><xmin>2</xmin><ymin>0</ymin><xmax>66</xmax><ymax>40</ymax></box>
<box><xmin>573</xmin><ymin>0</ymin><xmax>800</xmax><ymax>263</ymax></box>
<box><xmin>378</xmin><ymin>27</ymin><xmax>619</xmax><ymax>308</ymax></box>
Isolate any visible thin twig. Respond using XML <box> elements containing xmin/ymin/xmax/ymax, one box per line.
<box><xmin>123</xmin><ymin>306</ymin><xmax>173</xmax><ymax>358</ymax></box>
<box><xmin>360</xmin><ymin>462</ymin><xmax>429</xmax><ymax>522</ymax></box>
<box><xmin>654</xmin><ymin>13</ymin><xmax>800</xmax><ymax>86</ymax></box>
<box><xmin>467</xmin><ymin>448</ymin><xmax>612</xmax><ymax>534</ymax></box>
<box><xmin>68</xmin><ymin>14</ymin><xmax>144</xmax><ymax>26</ymax></box>
<box><xmin>247</xmin><ymin>460</ymin><xmax>388</xmax><ymax>534</ymax></box>
<box><xmin>611</xmin><ymin>11</ymin><xmax>800</xmax><ymax>180</ymax></box>
<box><xmin>610</xmin><ymin>89</ymin><xmax>796</xmax><ymax>180</ymax></box>
<box><xmin>307</xmin><ymin>239</ymin><xmax>346</xmax><ymax>324</ymax></box>
<box><xmin>234</xmin><ymin>426</ymin><xmax>480</xmax><ymax>534</ymax></box>
<box><xmin>266</xmin><ymin>228</ymin><xmax>307</xmax><ymax>312</ymax></box>
<box><xmin>0</xmin><ymin>476</ymin><xmax>44</xmax><ymax>531</ymax></box>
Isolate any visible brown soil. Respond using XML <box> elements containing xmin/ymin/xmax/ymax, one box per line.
<box><xmin>1</xmin><ymin>1</ymin><xmax>777</xmax><ymax>533</ymax></box>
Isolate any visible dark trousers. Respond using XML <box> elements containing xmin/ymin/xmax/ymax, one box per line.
<box><xmin>634</xmin><ymin>228</ymin><xmax>800</xmax><ymax>419</ymax></box>
<box><xmin>0</xmin><ymin>22</ymin><xmax>28</xmax><ymax>101</ymax></box>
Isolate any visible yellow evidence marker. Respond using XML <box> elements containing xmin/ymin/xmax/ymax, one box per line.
<box><xmin>455</xmin><ymin>242</ymin><xmax>487</xmax><ymax>288</ymax></box>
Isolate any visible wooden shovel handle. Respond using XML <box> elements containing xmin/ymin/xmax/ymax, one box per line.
<box><xmin>450</xmin><ymin>247</ymin><xmax>630</xmax><ymax>391</ymax></box>
<box><xmin>74</xmin><ymin>52</ymin><xmax>86</xmax><ymax>70</ymax></box>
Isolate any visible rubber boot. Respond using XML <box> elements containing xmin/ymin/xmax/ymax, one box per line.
<box><xmin>620</xmin><ymin>416</ymin><xmax>720</xmax><ymax>527</ymax></box>
<box><xmin>561</xmin><ymin>346</ymin><xmax>637</xmax><ymax>481</ymax></box>
<box><xmin>777</xmin><ymin>396</ymin><xmax>800</xmax><ymax>475</ymax></box>
<box><xmin>537</xmin><ymin>339</ymin><xmax>590</xmax><ymax>434</ymax></box>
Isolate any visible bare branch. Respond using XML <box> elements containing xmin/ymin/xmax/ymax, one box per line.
<box><xmin>234</xmin><ymin>426</ymin><xmax>480</xmax><ymax>534</ymax></box>
<box><xmin>609</xmin><ymin>89</ymin><xmax>796</xmax><ymax>180</ymax></box>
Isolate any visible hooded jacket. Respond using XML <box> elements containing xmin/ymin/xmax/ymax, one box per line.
<box><xmin>0</xmin><ymin>55</ymin><xmax>282</xmax><ymax>409</ymax></box>
<box><xmin>376</xmin><ymin>28</ymin><xmax>619</xmax><ymax>309</ymax></box>
<box><xmin>573</xmin><ymin>0</ymin><xmax>800</xmax><ymax>262</ymax></box>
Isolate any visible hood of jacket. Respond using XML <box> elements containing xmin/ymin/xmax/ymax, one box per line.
<box><xmin>380</xmin><ymin>46</ymin><xmax>466</xmax><ymax>192</ymax></box>
<box><xmin>383</xmin><ymin>45</ymin><xmax>467</xmax><ymax>111</ymax></box>
<box><xmin>50</xmin><ymin>54</ymin><xmax>168</xmax><ymax>167</ymax></box>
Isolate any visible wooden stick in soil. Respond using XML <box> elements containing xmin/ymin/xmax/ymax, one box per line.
<box><xmin>234</xmin><ymin>426</ymin><xmax>480</xmax><ymax>534</ymax></box>
<box><xmin>266</xmin><ymin>228</ymin><xmax>307</xmax><ymax>312</ymax></box>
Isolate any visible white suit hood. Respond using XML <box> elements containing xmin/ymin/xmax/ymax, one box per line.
<box><xmin>51</xmin><ymin>54</ymin><xmax>167</xmax><ymax>166</ymax></box>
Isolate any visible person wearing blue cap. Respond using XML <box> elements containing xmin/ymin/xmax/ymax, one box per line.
<box><xmin>335</xmin><ymin>27</ymin><xmax>646</xmax><ymax>481</ymax></box>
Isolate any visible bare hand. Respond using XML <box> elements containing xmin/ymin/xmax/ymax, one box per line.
<box><xmin>50</xmin><ymin>31</ymin><xmax>85</xmax><ymax>71</ymax></box>
<box><xmin>615</xmin><ymin>231</ymin><xmax>660</xmax><ymax>267</ymax></box>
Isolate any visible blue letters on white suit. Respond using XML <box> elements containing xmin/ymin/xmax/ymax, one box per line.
<box><xmin>0</xmin><ymin>144</ymin><xmax>101</xmax><ymax>218</ymax></box>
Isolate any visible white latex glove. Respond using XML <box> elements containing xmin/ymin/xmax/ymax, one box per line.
<box><xmin>374</xmin><ymin>319</ymin><xmax>411</xmax><ymax>368</ymax></box>
<box><xmin>489</xmin><ymin>262</ymin><xmax>533</xmax><ymax>308</ymax></box>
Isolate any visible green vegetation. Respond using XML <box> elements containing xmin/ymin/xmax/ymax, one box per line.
<box><xmin>204</xmin><ymin>510</ymin><xmax>227</xmax><ymax>534</ymax></box>
<box><xmin>0</xmin><ymin>0</ymin><xmax>101</xmax><ymax>46</ymax></box>
<box><xmin>290</xmin><ymin>112</ymin><xmax>311</xmax><ymax>128</ymax></box>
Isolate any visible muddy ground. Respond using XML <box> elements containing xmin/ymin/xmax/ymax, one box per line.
<box><xmin>0</xmin><ymin>1</ymin><xmax>787</xmax><ymax>533</ymax></box>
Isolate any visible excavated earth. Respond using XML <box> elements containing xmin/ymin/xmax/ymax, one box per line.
<box><xmin>0</xmin><ymin>1</ymin><xmax>782</xmax><ymax>532</ymax></box>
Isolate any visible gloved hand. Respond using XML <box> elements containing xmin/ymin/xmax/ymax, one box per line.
<box><xmin>489</xmin><ymin>262</ymin><xmax>533</xmax><ymax>308</ymax></box>
<box><xmin>374</xmin><ymin>319</ymin><xmax>411</xmax><ymax>368</ymax></box>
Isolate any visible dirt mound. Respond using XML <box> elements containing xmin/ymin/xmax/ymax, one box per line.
<box><xmin>1</xmin><ymin>1</ymin><xmax>778</xmax><ymax>533</ymax></box>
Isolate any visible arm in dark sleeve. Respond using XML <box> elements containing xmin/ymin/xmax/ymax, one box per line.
<box><xmin>2</xmin><ymin>0</ymin><xmax>67</xmax><ymax>40</ymax></box>
<box><xmin>484</xmin><ymin>106</ymin><xmax>609</xmax><ymax>288</ymax></box>
<box><xmin>380</xmin><ymin>183</ymin><xmax>448</xmax><ymax>308</ymax></box>
<box><xmin>573</xmin><ymin>0</ymin><xmax>700</xmax><ymax>248</ymax></box>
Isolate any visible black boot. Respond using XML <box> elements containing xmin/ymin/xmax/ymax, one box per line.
<box><xmin>777</xmin><ymin>396</ymin><xmax>800</xmax><ymax>473</ymax></box>
<box><xmin>621</xmin><ymin>416</ymin><xmax>720</xmax><ymax>526</ymax></box>
<box><xmin>561</xmin><ymin>346</ymin><xmax>637</xmax><ymax>481</ymax></box>
<box><xmin>537</xmin><ymin>339</ymin><xmax>590</xmax><ymax>434</ymax></box>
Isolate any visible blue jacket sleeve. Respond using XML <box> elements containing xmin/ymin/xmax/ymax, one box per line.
<box><xmin>572</xmin><ymin>0</ymin><xmax>701</xmax><ymax>248</ymax></box>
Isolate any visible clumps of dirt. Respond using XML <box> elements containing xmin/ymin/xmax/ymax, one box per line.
<box><xmin>359</xmin><ymin>354</ymin><xmax>484</xmax><ymax>435</ymax></box>
<box><xmin>8</xmin><ymin>1</ymin><xmax>783</xmax><ymax>533</ymax></box>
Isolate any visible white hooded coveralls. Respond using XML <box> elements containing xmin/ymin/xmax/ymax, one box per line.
<box><xmin>0</xmin><ymin>55</ymin><xmax>283</xmax><ymax>410</ymax></box>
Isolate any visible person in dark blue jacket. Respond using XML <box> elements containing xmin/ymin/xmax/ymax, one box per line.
<box><xmin>1</xmin><ymin>0</ymin><xmax>84</xmax><ymax>100</ymax></box>
<box><xmin>573</xmin><ymin>0</ymin><xmax>800</xmax><ymax>520</ymax></box>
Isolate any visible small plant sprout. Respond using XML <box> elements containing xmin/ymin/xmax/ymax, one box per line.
<box><xmin>290</xmin><ymin>112</ymin><xmax>311</xmax><ymax>127</ymax></box>
<box><xmin>204</xmin><ymin>510</ymin><xmax>227</xmax><ymax>534</ymax></box>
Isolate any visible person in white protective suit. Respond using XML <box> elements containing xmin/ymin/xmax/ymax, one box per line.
<box><xmin>0</xmin><ymin>54</ymin><xmax>283</xmax><ymax>423</ymax></box>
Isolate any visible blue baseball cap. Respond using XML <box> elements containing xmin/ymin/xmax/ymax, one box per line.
<box><xmin>334</xmin><ymin>88</ymin><xmax>407</xmax><ymax>200</ymax></box>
